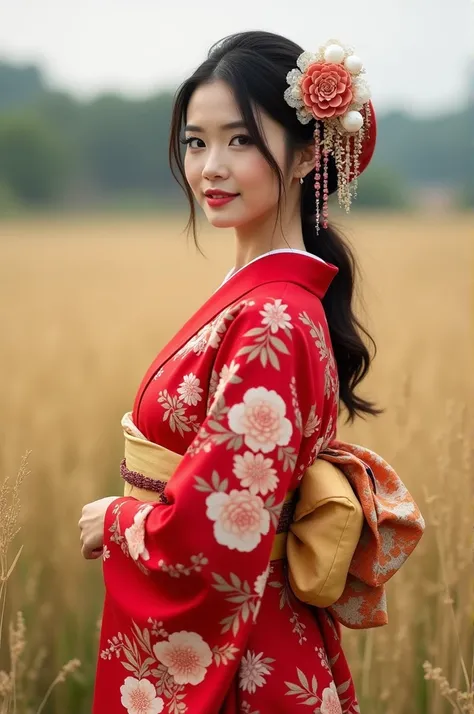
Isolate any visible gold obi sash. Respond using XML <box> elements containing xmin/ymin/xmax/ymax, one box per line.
<box><xmin>121</xmin><ymin>413</ymin><xmax>364</xmax><ymax>608</ymax></box>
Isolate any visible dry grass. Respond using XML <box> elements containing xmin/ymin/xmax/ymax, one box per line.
<box><xmin>0</xmin><ymin>455</ymin><xmax>81</xmax><ymax>713</ymax></box>
<box><xmin>0</xmin><ymin>211</ymin><xmax>472</xmax><ymax>712</ymax></box>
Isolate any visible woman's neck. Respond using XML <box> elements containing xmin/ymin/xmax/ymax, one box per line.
<box><xmin>232</xmin><ymin>202</ymin><xmax>306</xmax><ymax>271</ymax></box>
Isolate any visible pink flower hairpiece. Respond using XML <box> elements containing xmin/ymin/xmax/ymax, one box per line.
<box><xmin>284</xmin><ymin>40</ymin><xmax>374</xmax><ymax>232</ymax></box>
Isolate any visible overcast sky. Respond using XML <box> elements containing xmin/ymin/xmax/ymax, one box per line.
<box><xmin>1</xmin><ymin>0</ymin><xmax>472</xmax><ymax>115</ymax></box>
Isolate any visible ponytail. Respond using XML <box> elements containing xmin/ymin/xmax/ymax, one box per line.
<box><xmin>301</xmin><ymin>180</ymin><xmax>380</xmax><ymax>421</ymax></box>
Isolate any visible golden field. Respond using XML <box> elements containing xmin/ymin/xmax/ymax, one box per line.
<box><xmin>0</xmin><ymin>212</ymin><xmax>472</xmax><ymax>713</ymax></box>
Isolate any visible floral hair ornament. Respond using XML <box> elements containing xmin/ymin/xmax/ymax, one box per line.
<box><xmin>284</xmin><ymin>40</ymin><xmax>376</xmax><ymax>232</ymax></box>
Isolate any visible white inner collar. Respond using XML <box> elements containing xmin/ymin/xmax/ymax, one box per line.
<box><xmin>221</xmin><ymin>248</ymin><xmax>325</xmax><ymax>287</ymax></box>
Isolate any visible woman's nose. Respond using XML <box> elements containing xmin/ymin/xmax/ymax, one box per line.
<box><xmin>202</xmin><ymin>152</ymin><xmax>229</xmax><ymax>181</ymax></box>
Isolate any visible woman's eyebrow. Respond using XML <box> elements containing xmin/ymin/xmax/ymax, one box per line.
<box><xmin>184</xmin><ymin>121</ymin><xmax>247</xmax><ymax>132</ymax></box>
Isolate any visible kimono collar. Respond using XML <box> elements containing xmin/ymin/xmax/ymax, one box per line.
<box><xmin>133</xmin><ymin>252</ymin><xmax>337</xmax><ymax>416</ymax></box>
<box><xmin>219</xmin><ymin>250</ymin><xmax>337</xmax><ymax>300</ymax></box>
<box><xmin>221</xmin><ymin>248</ymin><xmax>326</xmax><ymax>288</ymax></box>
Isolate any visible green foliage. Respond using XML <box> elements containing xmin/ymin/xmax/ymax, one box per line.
<box><xmin>0</xmin><ymin>59</ymin><xmax>469</xmax><ymax>211</ymax></box>
<box><xmin>0</xmin><ymin>113</ymin><xmax>70</xmax><ymax>204</ymax></box>
<box><xmin>76</xmin><ymin>93</ymin><xmax>173</xmax><ymax>193</ymax></box>
<box><xmin>0</xmin><ymin>181</ymin><xmax>23</xmax><ymax>216</ymax></box>
<box><xmin>0</xmin><ymin>61</ymin><xmax>45</xmax><ymax>111</ymax></box>
<box><xmin>354</xmin><ymin>164</ymin><xmax>410</xmax><ymax>209</ymax></box>
<box><xmin>457</xmin><ymin>180</ymin><xmax>474</xmax><ymax>210</ymax></box>
<box><xmin>372</xmin><ymin>108</ymin><xmax>471</xmax><ymax>187</ymax></box>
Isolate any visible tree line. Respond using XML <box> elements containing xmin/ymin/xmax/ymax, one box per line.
<box><xmin>0</xmin><ymin>60</ymin><xmax>471</xmax><ymax>213</ymax></box>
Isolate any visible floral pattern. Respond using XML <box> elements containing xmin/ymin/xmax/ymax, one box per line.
<box><xmin>213</xmin><ymin>360</ymin><xmax>241</xmax><ymax>404</ymax></box>
<box><xmin>157</xmin><ymin>389</ymin><xmax>200</xmax><ymax>437</ymax></box>
<box><xmin>120</xmin><ymin>677</ymin><xmax>164</xmax><ymax>714</ymax></box>
<box><xmin>320</xmin><ymin>682</ymin><xmax>344</xmax><ymax>714</ymax></box>
<box><xmin>233</xmin><ymin>452</ymin><xmax>278</xmax><ymax>496</ymax></box>
<box><xmin>153</xmin><ymin>631</ymin><xmax>212</xmax><ymax>686</ymax></box>
<box><xmin>228</xmin><ymin>387</ymin><xmax>293</xmax><ymax>454</ymax></box>
<box><xmin>97</xmin><ymin>277</ymin><xmax>361</xmax><ymax>713</ymax></box>
<box><xmin>239</xmin><ymin>650</ymin><xmax>275</xmax><ymax>693</ymax></box>
<box><xmin>268</xmin><ymin>573</ymin><xmax>308</xmax><ymax>646</ymax></box>
<box><xmin>285</xmin><ymin>669</ymin><xmax>354</xmax><ymax>712</ymax></box>
<box><xmin>254</xmin><ymin>565</ymin><xmax>270</xmax><ymax>598</ymax></box>
<box><xmin>174</xmin><ymin>301</ymin><xmax>252</xmax><ymax>361</ymax></box>
<box><xmin>177</xmin><ymin>374</ymin><xmax>203</xmax><ymax>406</ymax></box>
<box><xmin>124</xmin><ymin>505</ymin><xmax>153</xmax><ymax>561</ymax></box>
<box><xmin>234</xmin><ymin>298</ymin><xmax>294</xmax><ymax>370</ymax></box>
<box><xmin>206</xmin><ymin>489</ymin><xmax>270</xmax><ymax>552</ymax></box>
<box><xmin>210</xmin><ymin>569</ymin><xmax>266</xmax><ymax>637</ymax></box>
<box><xmin>157</xmin><ymin>553</ymin><xmax>209</xmax><ymax>578</ymax></box>
<box><xmin>299</xmin><ymin>312</ymin><xmax>338</xmax><ymax>398</ymax></box>
<box><xmin>259</xmin><ymin>298</ymin><xmax>293</xmax><ymax>333</ymax></box>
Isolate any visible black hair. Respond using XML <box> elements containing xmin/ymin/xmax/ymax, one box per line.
<box><xmin>169</xmin><ymin>30</ymin><xmax>380</xmax><ymax>421</ymax></box>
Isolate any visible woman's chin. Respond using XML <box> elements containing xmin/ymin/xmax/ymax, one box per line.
<box><xmin>205</xmin><ymin>212</ymin><xmax>240</xmax><ymax>229</ymax></box>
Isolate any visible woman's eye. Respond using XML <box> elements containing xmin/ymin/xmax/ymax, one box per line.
<box><xmin>182</xmin><ymin>137</ymin><xmax>205</xmax><ymax>149</ymax></box>
<box><xmin>230</xmin><ymin>135</ymin><xmax>252</xmax><ymax>147</ymax></box>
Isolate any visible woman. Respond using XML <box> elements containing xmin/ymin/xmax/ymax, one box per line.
<box><xmin>79</xmin><ymin>32</ymin><xmax>424</xmax><ymax>713</ymax></box>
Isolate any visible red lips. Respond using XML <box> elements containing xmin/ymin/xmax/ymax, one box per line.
<box><xmin>204</xmin><ymin>189</ymin><xmax>239</xmax><ymax>198</ymax></box>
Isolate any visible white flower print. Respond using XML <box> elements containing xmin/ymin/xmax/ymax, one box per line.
<box><xmin>252</xmin><ymin>597</ymin><xmax>262</xmax><ymax>624</ymax></box>
<box><xmin>216</xmin><ymin>360</ymin><xmax>241</xmax><ymax>397</ymax></box>
<box><xmin>210</xmin><ymin>359</ymin><xmax>242</xmax><ymax>409</ymax></box>
<box><xmin>219</xmin><ymin>359</ymin><xmax>241</xmax><ymax>383</ymax></box>
<box><xmin>153</xmin><ymin>631</ymin><xmax>212</xmax><ymax>686</ymax></box>
<box><xmin>157</xmin><ymin>390</ymin><xmax>199</xmax><ymax>436</ymax></box>
<box><xmin>303</xmin><ymin>404</ymin><xmax>322</xmax><ymax>438</ymax></box>
<box><xmin>241</xmin><ymin>703</ymin><xmax>261</xmax><ymax>714</ymax></box>
<box><xmin>158</xmin><ymin>553</ymin><xmax>209</xmax><ymax>578</ymax></box>
<box><xmin>207</xmin><ymin>312</ymin><xmax>232</xmax><ymax>348</ymax></box>
<box><xmin>177</xmin><ymin>373</ymin><xmax>203</xmax><ymax>406</ymax></box>
<box><xmin>228</xmin><ymin>387</ymin><xmax>293</xmax><ymax>454</ymax></box>
<box><xmin>233</xmin><ymin>452</ymin><xmax>278</xmax><ymax>496</ymax></box>
<box><xmin>259</xmin><ymin>299</ymin><xmax>293</xmax><ymax>333</ymax></box>
<box><xmin>176</xmin><ymin>323</ymin><xmax>220</xmax><ymax>358</ymax></box>
<box><xmin>177</xmin><ymin>303</ymin><xmax>243</xmax><ymax>359</ymax></box>
<box><xmin>124</xmin><ymin>505</ymin><xmax>153</xmax><ymax>561</ymax></box>
<box><xmin>206</xmin><ymin>489</ymin><xmax>270</xmax><ymax>552</ymax></box>
<box><xmin>289</xmin><ymin>377</ymin><xmax>302</xmax><ymax>432</ymax></box>
<box><xmin>254</xmin><ymin>565</ymin><xmax>270</xmax><ymax>597</ymax></box>
<box><xmin>239</xmin><ymin>650</ymin><xmax>275</xmax><ymax>694</ymax></box>
<box><xmin>102</xmin><ymin>545</ymin><xmax>110</xmax><ymax>561</ymax></box>
<box><xmin>299</xmin><ymin>313</ymin><xmax>338</xmax><ymax>397</ymax></box>
<box><xmin>320</xmin><ymin>682</ymin><xmax>343</xmax><ymax>714</ymax></box>
<box><xmin>190</xmin><ymin>329</ymin><xmax>213</xmax><ymax>355</ymax></box>
<box><xmin>120</xmin><ymin>677</ymin><xmax>164</xmax><ymax>714</ymax></box>
<box><xmin>315</xmin><ymin>646</ymin><xmax>330</xmax><ymax>671</ymax></box>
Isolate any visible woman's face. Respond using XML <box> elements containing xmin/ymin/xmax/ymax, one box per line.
<box><xmin>184</xmin><ymin>80</ymin><xmax>291</xmax><ymax>229</ymax></box>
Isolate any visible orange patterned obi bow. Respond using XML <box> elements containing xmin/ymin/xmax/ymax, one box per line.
<box><xmin>320</xmin><ymin>442</ymin><xmax>425</xmax><ymax>628</ymax></box>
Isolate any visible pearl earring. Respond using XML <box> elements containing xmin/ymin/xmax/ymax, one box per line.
<box><xmin>299</xmin><ymin>177</ymin><xmax>304</xmax><ymax>185</ymax></box>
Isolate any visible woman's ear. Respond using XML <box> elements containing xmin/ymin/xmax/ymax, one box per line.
<box><xmin>294</xmin><ymin>143</ymin><xmax>316</xmax><ymax>181</ymax></box>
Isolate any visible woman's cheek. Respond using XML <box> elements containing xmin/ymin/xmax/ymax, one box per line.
<box><xmin>184</xmin><ymin>156</ymin><xmax>202</xmax><ymax>198</ymax></box>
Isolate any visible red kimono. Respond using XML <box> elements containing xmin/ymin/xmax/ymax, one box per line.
<box><xmin>94</xmin><ymin>252</ymin><xmax>361</xmax><ymax>714</ymax></box>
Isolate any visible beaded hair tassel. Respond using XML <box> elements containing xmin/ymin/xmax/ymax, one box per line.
<box><xmin>284</xmin><ymin>40</ymin><xmax>372</xmax><ymax>233</ymax></box>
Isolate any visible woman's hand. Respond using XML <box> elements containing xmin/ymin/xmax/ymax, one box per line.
<box><xmin>78</xmin><ymin>496</ymin><xmax>120</xmax><ymax>560</ymax></box>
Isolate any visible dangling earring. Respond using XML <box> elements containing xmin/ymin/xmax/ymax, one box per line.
<box><xmin>299</xmin><ymin>177</ymin><xmax>304</xmax><ymax>185</ymax></box>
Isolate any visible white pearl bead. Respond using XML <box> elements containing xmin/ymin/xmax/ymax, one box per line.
<box><xmin>344</xmin><ymin>55</ymin><xmax>363</xmax><ymax>74</ymax></box>
<box><xmin>341</xmin><ymin>111</ymin><xmax>364</xmax><ymax>133</ymax></box>
<box><xmin>324</xmin><ymin>44</ymin><xmax>345</xmax><ymax>64</ymax></box>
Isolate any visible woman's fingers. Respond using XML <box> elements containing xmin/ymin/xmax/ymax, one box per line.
<box><xmin>81</xmin><ymin>543</ymin><xmax>104</xmax><ymax>560</ymax></box>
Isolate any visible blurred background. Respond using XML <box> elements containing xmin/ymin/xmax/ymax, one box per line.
<box><xmin>0</xmin><ymin>1</ymin><xmax>473</xmax><ymax>713</ymax></box>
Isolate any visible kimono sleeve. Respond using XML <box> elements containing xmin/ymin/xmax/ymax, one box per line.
<box><xmin>102</xmin><ymin>296</ymin><xmax>319</xmax><ymax>712</ymax></box>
